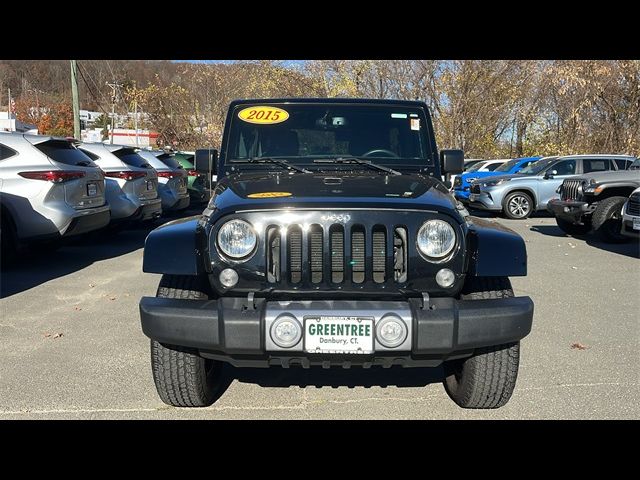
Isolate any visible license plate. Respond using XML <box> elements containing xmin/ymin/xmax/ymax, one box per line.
<box><xmin>469</xmin><ymin>194</ymin><xmax>478</xmax><ymax>201</ymax></box>
<box><xmin>304</xmin><ymin>316</ymin><xmax>374</xmax><ymax>354</ymax></box>
<box><xmin>633</xmin><ymin>217</ymin><xmax>640</xmax><ymax>231</ymax></box>
<box><xmin>87</xmin><ymin>183</ymin><xmax>97</xmax><ymax>196</ymax></box>
<box><xmin>146</xmin><ymin>180</ymin><xmax>154</xmax><ymax>191</ymax></box>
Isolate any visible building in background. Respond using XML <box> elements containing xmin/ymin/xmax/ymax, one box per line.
<box><xmin>0</xmin><ymin>112</ymin><xmax>38</xmax><ymax>133</ymax></box>
<box><xmin>105</xmin><ymin>128</ymin><xmax>158</xmax><ymax>147</ymax></box>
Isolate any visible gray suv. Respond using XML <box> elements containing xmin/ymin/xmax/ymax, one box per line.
<box><xmin>137</xmin><ymin>150</ymin><xmax>190</xmax><ymax>212</ymax></box>
<box><xmin>468</xmin><ymin>154</ymin><xmax>635</xmax><ymax>219</ymax></box>
<box><xmin>79</xmin><ymin>143</ymin><xmax>162</xmax><ymax>225</ymax></box>
<box><xmin>0</xmin><ymin>133</ymin><xmax>110</xmax><ymax>257</ymax></box>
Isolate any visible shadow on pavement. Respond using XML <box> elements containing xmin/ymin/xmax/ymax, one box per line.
<box><xmin>220</xmin><ymin>363</ymin><xmax>445</xmax><ymax>389</ymax></box>
<box><xmin>529</xmin><ymin>225</ymin><xmax>640</xmax><ymax>259</ymax></box>
<box><xmin>0</xmin><ymin>206</ymin><xmax>205</xmax><ymax>299</ymax></box>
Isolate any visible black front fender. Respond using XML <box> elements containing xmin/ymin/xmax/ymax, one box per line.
<box><xmin>143</xmin><ymin>217</ymin><xmax>207</xmax><ymax>275</ymax></box>
<box><xmin>466</xmin><ymin>217</ymin><xmax>527</xmax><ymax>277</ymax></box>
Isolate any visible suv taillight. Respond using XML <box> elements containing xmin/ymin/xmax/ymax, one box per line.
<box><xmin>157</xmin><ymin>171</ymin><xmax>183</xmax><ymax>179</ymax></box>
<box><xmin>104</xmin><ymin>171</ymin><xmax>147</xmax><ymax>181</ymax></box>
<box><xmin>19</xmin><ymin>171</ymin><xmax>86</xmax><ymax>183</ymax></box>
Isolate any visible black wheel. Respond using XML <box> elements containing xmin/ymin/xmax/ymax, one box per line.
<box><xmin>150</xmin><ymin>274</ymin><xmax>223</xmax><ymax>407</ymax></box>
<box><xmin>502</xmin><ymin>191</ymin><xmax>534</xmax><ymax>219</ymax></box>
<box><xmin>555</xmin><ymin>217</ymin><xmax>592</xmax><ymax>236</ymax></box>
<box><xmin>592</xmin><ymin>196</ymin><xmax>629</xmax><ymax>243</ymax></box>
<box><xmin>443</xmin><ymin>277</ymin><xmax>521</xmax><ymax>409</ymax></box>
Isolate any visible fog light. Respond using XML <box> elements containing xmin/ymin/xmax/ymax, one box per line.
<box><xmin>270</xmin><ymin>315</ymin><xmax>302</xmax><ymax>348</ymax></box>
<box><xmin>436</xmin><ymin>268</ymin><xmax>455</xmax><ymax>288</ymax></box>
<box><xmin>376</xmin><ymin>315</ymin><xmax>407</xmax><ymax>348</ymax></box>
<box><xmin>219</xmin><ymin>268</ymin><xmax>239</xmax><ymax>288</ymax></box>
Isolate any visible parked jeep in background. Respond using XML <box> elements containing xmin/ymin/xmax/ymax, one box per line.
<box><xmin>0</xmin><ymin>133</ymin><xmax>110</xmax><ymax>259</ymax></box>
<box><xmin>621</xmin><ymin>187</ymin><xmax>640</xmax><ymax>239</ymax></box>
<box><xmin>139</xmin><ymin>98</ymin><xmax>534</xmax><ymax>410</ymax></box>
<box><xmin>547</xmin><ymin>158</ymin><xmax>640</xmax><ymax>242</ymax></box>
<box><xmin>468</xmin><ymin>154</ymin><xmax>634</xmax><ymax>219</ymax></box>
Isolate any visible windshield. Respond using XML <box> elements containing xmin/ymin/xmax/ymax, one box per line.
<box><xmin>225</xmin><ymin>103</ymin><xmax>432</xmax><ymax>169</ymax></box>
<box><xmin>519</xmin><ymin>157</ymin><xmax>556</xmax><ymax>175</ymax></box>
<box><xmin>495</xmin><ymin>158</ymin><xmax>520</xmax><ymax>172</ymax></box>
<box><xmin>466</xmin><ymin>161</ymin><xmax>487</xmax><ymax>173</ymax></box>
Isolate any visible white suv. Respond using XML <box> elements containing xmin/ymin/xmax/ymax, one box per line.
<box><xmin>0</xmin><ymin>133</ymin><xmax>110</xmax><ymax>257</ymax></box>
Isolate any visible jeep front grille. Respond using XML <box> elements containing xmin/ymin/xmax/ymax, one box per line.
<box><xmin>628</xmin><ymin>193</ymin><xmax>640</xmax><ymax>216</ymax></box>
<box><xmin>266</xmin><ymin>223</ymin><xmax>407</xmax><ymax>286</ymax></box>
<box><xmin>561</xmin><ymin>179</ymin><xmax>584</xmax><ymax>201</ymax></box>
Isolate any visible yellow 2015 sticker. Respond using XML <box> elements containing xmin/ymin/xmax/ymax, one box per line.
<box><xmin>238</xmin><ymin>106</ymin><xmax>289</xmax><ymax>124</ymax></box>
<box><xmin>247</xmin><ymin>192</ymin><xmax>293</xmax><ymax>199</ymax></box>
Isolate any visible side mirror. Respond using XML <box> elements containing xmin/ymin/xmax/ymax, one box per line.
<box><xmin>440</xmin><ymin>149</ymin><xmax>464</xmax><ymax>175</ymax></box>
<box><xmin>194</xmin><ymin>149</ymin><xmax>218</xmax><ymax>175</ymax></box>
<box><xmin>545</xmin><ymin>169</ymin><xmax>558</xmax><ymax>179</ymax></box>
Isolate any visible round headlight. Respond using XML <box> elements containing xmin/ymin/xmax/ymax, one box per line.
<box><xmin>217</xmin><ymin>219</ymin><xmax>257</xmax><ymax>259</ymax></box>
<box><xmin>417</xmin><ymin>220</ymin><xmax>456</xmax><ymax>259</ymax></box>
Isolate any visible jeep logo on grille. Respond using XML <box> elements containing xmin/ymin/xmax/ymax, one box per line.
<box><xmin>321</xmin><ymin>213</ymin><xmax>351</xmax><ymax>223</ymax></box>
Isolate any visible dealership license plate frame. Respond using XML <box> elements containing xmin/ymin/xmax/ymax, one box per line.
<box><xmin>633</xmin><ymin>217</ymin><xmax>640</xmax><ymax>231</ymax></box>
<box><xmin>146</xmin><ymin>180</ymin><xmax>154</xmax><ymax>191</ymax></box>
<box><xmin>303</xmin><ymin>316</ymin><xmax>375</xmax><ymax>354</ymax></box>
<box><xmin>86</xmin><ymin>183</ymin><xmax>97</xmax><ymax>196</ymax></box>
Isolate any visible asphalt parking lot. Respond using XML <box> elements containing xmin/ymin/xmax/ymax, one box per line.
<box><xmin>1</xmin><ymin>209</ymin><xmax>638</xmax><ymax>420</ymax></box>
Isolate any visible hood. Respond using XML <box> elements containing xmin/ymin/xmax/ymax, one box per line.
<box><xmin>461</xmin><ymin>170</ymin><xmax>510</xmax><ymax>184</ymax></box>
<box><xmin>574</xmin><ymin>169</ymin><xmax>640</xmax><ymax>183</ymax></box>
<box><xmin>210</xmin><ymin>172</ymin><xmax>459</xmax><ymax>215</ymax></box>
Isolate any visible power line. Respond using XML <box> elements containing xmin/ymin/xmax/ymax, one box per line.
<box><xmin>76</xmin><ymin>62</ymin><xmax>111</xmax><ymax>119</ymax></box>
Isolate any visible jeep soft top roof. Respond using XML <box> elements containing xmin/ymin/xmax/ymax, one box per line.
<box><xmin>228</xmin><ymin>98</ymin><xmax>429</xmax><ymax>108</ymax></box>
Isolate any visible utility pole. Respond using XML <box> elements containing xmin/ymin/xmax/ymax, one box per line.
<box><xmin>106</xmin><ymin>82</ymin><xmax>122</xmax><ymax>144</ymax></box>
<box><xmin>133</xmin><ymin>82</ymin><xmax>139</xmax><ymax>147</ymax></box>
<box><xmin>7</xmin><ymin>87</ymin><xmax>11</xmax><ymax>131</ymax></box>
<box><xmin>70</xmin><ymin>60</ymin><xmax>81</xmax><ymax>140</ymax></box>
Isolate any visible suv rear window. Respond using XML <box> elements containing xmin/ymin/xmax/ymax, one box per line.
<box><xmin>156</xmin><ymin>153</ymin><xmax>183</xmax><ymax>170</ymax></box>
<box><xmin>112</xmin><ymin>149</ymin><xmax>152</xmax><ymax>169</ymax></box>
<box><xmin>35</xmin><ymin>140</ymin><xmax>98</xmax><ymax>167</ymax></box>
<box><xmin>583</xmin><ymin>159</ymin><xmax>611</xmax><ymax>173</ymax></box>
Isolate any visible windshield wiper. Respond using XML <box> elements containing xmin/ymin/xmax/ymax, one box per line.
<box><xmin>230</xmin><ymin>157</ymin><xmax>311</xmax><ymax>174</ymax></box>
<box><xmin>313</xmin><ymin>157</ymin><xmax>401</xmax><ymax>175</ymax></box>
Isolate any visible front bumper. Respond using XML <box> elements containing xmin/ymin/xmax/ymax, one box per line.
<box><xmin>468</xmin><ymin>191</ymin><xmax>502</xmax><ymax>211</ymax></box>
<box><xmin>139</xmin><ymin>296</ymin><xmax>534</xmax><ymax>368</ymax></box>
<box><xmin>453</xmin><ymin>188</ymin><xmax>471</xmax><ymax>201</ymax></box>
<box><xmin>547</xmin><ymin>199</ymin><xmax>592</xmax><ymax>223</ymax></box>
<box><xmin>621</xmin><ymin>212</ymin><xmax>640</xmax><ymax>238</ymax></box>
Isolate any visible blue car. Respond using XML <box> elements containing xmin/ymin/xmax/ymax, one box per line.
<box><xmin>453</xmin><ymin>156</ymin><xmax>541</xmax><ymax>201</ymax></box>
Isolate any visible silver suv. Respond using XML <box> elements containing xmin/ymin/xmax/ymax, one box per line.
<box><xmin>468</xmin><ymin>154</ymin><xmax>635</xmax><ymax>219</ymax></box>
<box><xmin>79</xmin><ymin>143</ymin><xmax>162</xmax><ymax>225</ymax></box>
<box><xmin>137</xmin><ymin>150</ymin><xmax>190</xmax><ymax>212</ymax></box>
<box><xmin>0</xmin><ymin>133</ymin><xmax>110</xmax><ymax>256</ymax></box>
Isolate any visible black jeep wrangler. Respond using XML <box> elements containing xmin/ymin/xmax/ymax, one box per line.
<box><xmin>139</xmin><ymin>98</ymin><xmax>534</xmax><ymax>409</ymax></box>
<box><xmin>547</xmin><ymin>159</ymin><xmax>640</xmax><ymax>243</ymax></box>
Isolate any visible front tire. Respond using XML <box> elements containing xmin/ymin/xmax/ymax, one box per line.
<box><xmin>150</xmin><ymin>274</ymin><xmax>223</xmax><ymax>407</ymax></box>
<box><xmin>502</xmin><ymin>191</ymin><xmax>534</xmax><ymax>219</ymax></box>
<box><xmin>592</xmin><ymin>196</ymin><xmax>629</xmax><ymax>243</ymax></box>
<box><xmin>443</xmin><ymin>277</ymin><xmax>521</xmax><ymax>409</ymax></box>
<box><xmin>556</xmin><ymin>217</ymin><xmax>592</xmax><ymax>236</ymax></box>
